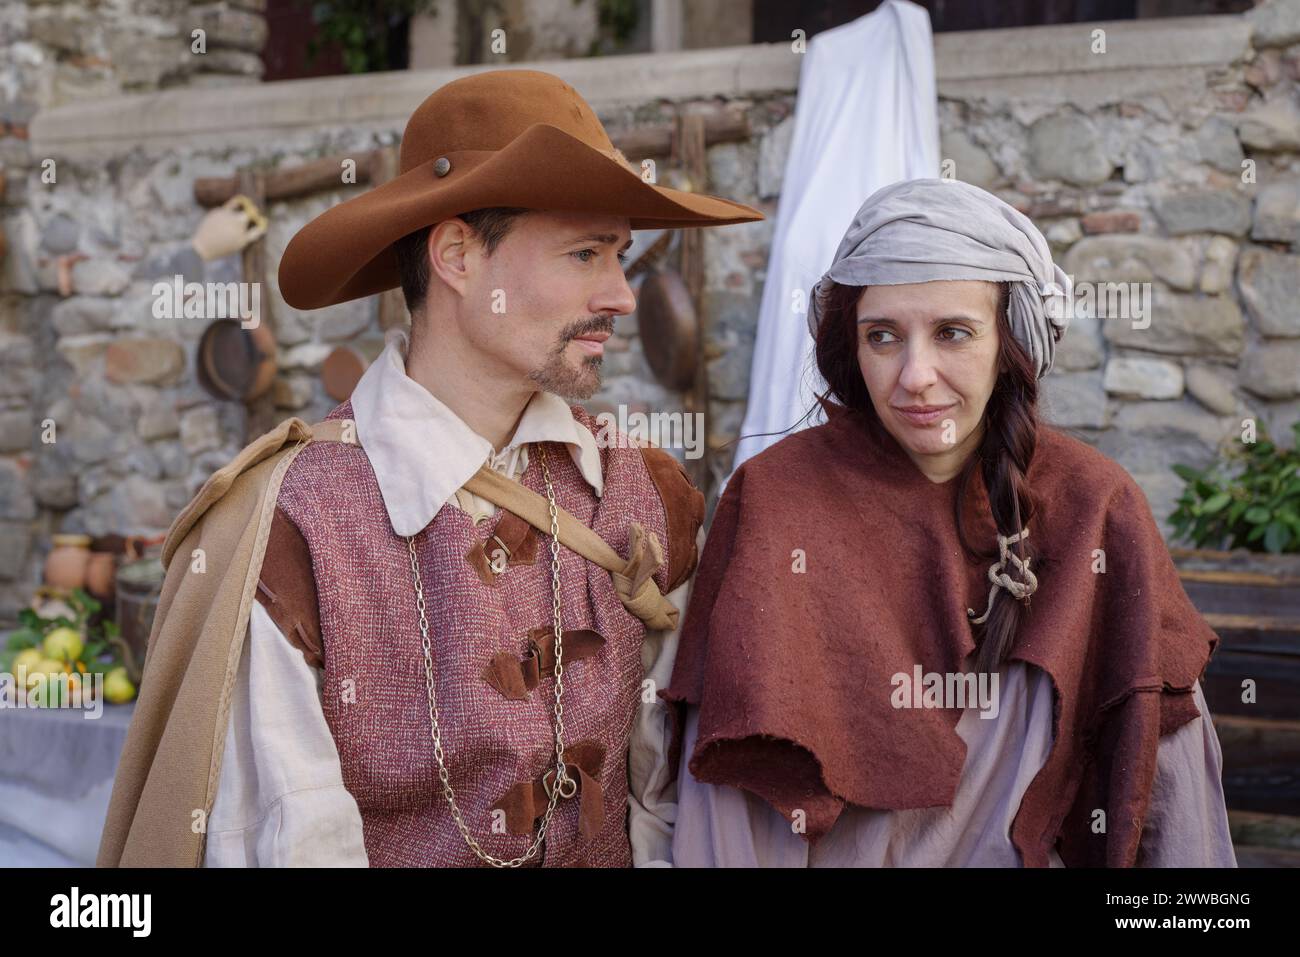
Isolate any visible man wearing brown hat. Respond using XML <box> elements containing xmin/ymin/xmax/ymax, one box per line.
<box><xmin>97</xmin><ymin>69</ymin><xmax>762</xmax><ymax>867</ymax></box>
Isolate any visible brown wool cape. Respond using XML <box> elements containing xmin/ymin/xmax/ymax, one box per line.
<box><xmin>661</xmin><ymin>399</ymin><xmax>1219</xmax><ymax>867</ymax></box>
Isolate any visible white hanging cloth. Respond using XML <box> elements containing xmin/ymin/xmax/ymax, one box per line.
<box><xmin>730</xmin><ymin>0</ymin><xmax>940</xmax><ymax>473</ymax></box>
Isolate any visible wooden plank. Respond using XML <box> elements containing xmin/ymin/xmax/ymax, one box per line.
<box><xmin>1200</xmin><ymin>614</ymin><xmax>1300</xmax><ymax>658</ymax></box>
<box><xmin>1180</xmin><ymin>569</ymin><xmax>1300</xmax><ymax>588</ymax></box>
<box><xmin>1232</xmin><ymin>844</ymin><xmax>1300</xmax><ymax>867</ymax></box>
<box><xmin>1201</xmin><ymin>614</ymin><xmax>1300</xmax><ymax>634</ymax></box>
<box><xmin>1228</xmin><ymin>810</ymin><xmax>1300</xmax><ymax>850</ymax></box>
<box><xmin>1182</xmin><ymin>578</ymin><xmax>1300</xmax><ymax>623</ymax></box>
<box><xmin>1214</xmin><ymin>715</ymin><xmax>1300</xmax><ymax>815</ymax></box>
<box><xmin>1172</xmin><ymin>547</ymin><xmax>1300</xmax><ymax>580</ymax></box>
<box><xmin>1203</xmin><ymin>651</ymin><xmax>1300</xmax><ymax>721</ymax></box>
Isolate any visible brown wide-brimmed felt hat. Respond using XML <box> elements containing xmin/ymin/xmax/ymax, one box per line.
<box><xmin>278</xmin><ymin>69</ymin><xmax>765</xmax><ymax>310</ymax></box>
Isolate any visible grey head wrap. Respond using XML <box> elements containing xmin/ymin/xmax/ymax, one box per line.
<box><xmin>806</xmin><ymin>178</ymin><xmax>1071</xmax><ymax>380</ymax></box>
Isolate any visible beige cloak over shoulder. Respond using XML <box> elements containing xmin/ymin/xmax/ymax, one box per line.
<box><xmin>97</xmin><ymin>416</ymin><xmax>325</xmax><ymax>867</ymax></box>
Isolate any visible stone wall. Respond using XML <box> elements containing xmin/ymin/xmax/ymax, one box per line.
<box><xmin>0</xmin><ymin>0</ymin><xmax>269</xmax><ymax>615</ymax></box>
<box><xmin>3</xmin><ymin>4</ymin><xmax>1299</xmax><ymax>620</ymax></box>
<box><xmin>938</xmin><ymin>5</ymin><xmax>1300</xmax><ymax>528</ymax></box>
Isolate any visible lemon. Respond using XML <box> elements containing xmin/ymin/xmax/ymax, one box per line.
<box><xmin>104</xmin><ymin>667</ymin><xmax>136</xmax><ymax>704</ymax></box>
<box><xmin>30</xmin><ymin>656</ymin><xmax>64</xmax><ymax>682</ymax></box>
<box><xmin>43</xmin><ymin>627</ymin><xmax>84</xmax><ymax>662</ymax></box>
<box><xmin>28</xmin><ymin>658</ymin><xmax>69</xmax><ymax>706</ymax></box>
<box><xmin>11</xmin><ymin>648</ymin><xmax>43</xmax><ymax>678</ymax></box>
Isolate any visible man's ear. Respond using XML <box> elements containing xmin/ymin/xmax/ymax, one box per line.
<box><xmin>427</xmin><ymin>218</ymin><xmax>473</xmax><ymax>297</ymax></box>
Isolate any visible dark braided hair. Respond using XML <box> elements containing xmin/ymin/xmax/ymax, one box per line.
<box><xmin>812</xmin><ymin>279</ymin><xmax>1040</xmax><ymax>673</ymax></box>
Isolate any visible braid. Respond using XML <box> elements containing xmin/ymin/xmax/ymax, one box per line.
<box><xmin>812</xmin><ymin>278</ymin><xmax>1043</xmax><ymax>673</ymax></box>
<box><xmin>960</xmin><ymin>281</ymin><xmax>1041</xmax><ymax>674</ymax></box>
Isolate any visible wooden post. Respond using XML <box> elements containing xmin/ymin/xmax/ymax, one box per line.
<box><xmin>238</xmin><ymin>166</ymin><xmax>280</xmax><ymax>442</ymax></box>
<box><xmin>674</xmin><ymin>113</ymin><xmax>710</xmax><ymax>498</ymax></box>
<box><xmin>369</xmin><ymin>146</ymin><xmax>411</xmax><ymax>335</ymax></box>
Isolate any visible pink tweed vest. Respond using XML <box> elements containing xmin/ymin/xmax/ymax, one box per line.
<box><xmin>274</xmin><ymin>399</ymin><xmax>672</xmax><ymax>867</ymax></box>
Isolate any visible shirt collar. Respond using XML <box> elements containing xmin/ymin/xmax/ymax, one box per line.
<box><xmin>350</xmin><ymin>329</ymin><xmax>604</xmax><ymax>537</ymax></box>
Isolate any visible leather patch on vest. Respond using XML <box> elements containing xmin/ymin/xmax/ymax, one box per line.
<box><xmin>482</xmin><ymin>626</ymin><xmax>606</xmax><ymax>700</ymax></box>
<box><xmin>638</xmin><ymin>446</ymin><xmax>705</xmax><ymax>592</ymax></box>
<box><xmin>465</xmin><ymin>509</ymin><xmax>539</xmax><ymax>585</ymax></box>
<box><xmin>490</xmin><ymin>740</ymin><xmax>606</xmax><ymax>843</ymax></box>
<box><xmin>254</xmin><ymin>506</ymin><xmax>324</xmax><ymax>669</ymax></box>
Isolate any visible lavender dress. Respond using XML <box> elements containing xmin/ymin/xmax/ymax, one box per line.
<box><xmin>671</xmin><ymin>661</ymin><xmax>1237</xmax><ymax>867</ymax></box>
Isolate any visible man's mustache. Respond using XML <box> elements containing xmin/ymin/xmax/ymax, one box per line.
<box><xmin>558</xmin><ymin>316</ymin><xmax>615</xmax><ymax>343</ymax></box>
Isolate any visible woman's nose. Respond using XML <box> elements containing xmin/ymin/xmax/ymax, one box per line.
<box><xmin>897</xmin><ymin>343</ymin><xmax>940</xmax><ymax>394</ymax></box>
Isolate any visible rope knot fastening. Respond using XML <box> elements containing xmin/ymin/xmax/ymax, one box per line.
<box><xmin>967</xmin><ymin>526</ymin><xmax>1038</xmax><ymax>625</ymax></box>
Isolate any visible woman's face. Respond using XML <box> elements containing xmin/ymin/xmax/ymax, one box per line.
<box><xmin>855</xmin><ymin>280</ymin><xmax>1002</xmax><ymax>483</ymax></box>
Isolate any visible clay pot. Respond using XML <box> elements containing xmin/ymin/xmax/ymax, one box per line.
<box><xmin>45</xmin><ymin>534</ymin><xmax>92</xmax><ymax>591</ymax></box>
<box><xmin>85</xmin><ymin>551</ymin><xmax>117</xmax><ymax>601</ymax></box>
<box><xmin>321</xmin><ymin>338</ymin><xmax>386</xmax><ymax>401</ymax></box>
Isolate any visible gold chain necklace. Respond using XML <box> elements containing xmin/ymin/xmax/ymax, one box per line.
<box><xmin>405</xmin><ymin>443</ymin><xmax>575</xmax><ymax>867</ymax></box>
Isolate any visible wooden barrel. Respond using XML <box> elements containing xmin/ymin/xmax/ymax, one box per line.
<box><xmin>115</xmin><ymin>557</ymin><xmax>164</xmax><ymax>674</ymax></box>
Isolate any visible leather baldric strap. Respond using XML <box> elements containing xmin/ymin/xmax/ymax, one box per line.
<box><xmin>307</xmin><ymin>419</ymin><xmax>681</xmax><ymax>630</ymax></box>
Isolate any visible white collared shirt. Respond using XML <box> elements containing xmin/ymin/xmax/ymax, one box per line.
<box><xmin>203</xmin><ymin>328</ymin><xmax>682</xmax><ymax>867</ymax></box>
<box><xmin>351</xmin><ymin>329</ymin><xmax>604</xmax><ymax>533</ymax></box>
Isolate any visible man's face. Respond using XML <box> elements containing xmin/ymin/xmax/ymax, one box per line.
<box><xmin>459</xmin><ymin>210</ymin><xmax>636</xmax><ymax>400</ymax></box>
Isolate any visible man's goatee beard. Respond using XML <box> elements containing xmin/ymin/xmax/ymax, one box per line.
<box><xmin>528</xmin><ymin>354</ymin><xmax>603</xmax><ymax>401</ymax></box>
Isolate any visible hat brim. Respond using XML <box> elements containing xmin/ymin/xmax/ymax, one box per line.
<box><xmin>278</xmin><ymin>122</ymin><xmax>765</xmax><ymax>310</ymax></box>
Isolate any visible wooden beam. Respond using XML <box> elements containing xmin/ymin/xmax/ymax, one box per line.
<box><xmin>195</xmin><ymin>150</ymin><xmax>385</xmax><ymax>207</ymax></box>
<box><xmin>192</xmin><ymin>109</ymin><xmax>751</xmax><ymax>207</ymax></box>
<box><xmin>616</xmin><ymin>108</ymin><xmax>750</xmax><ymax>160</ymax></box>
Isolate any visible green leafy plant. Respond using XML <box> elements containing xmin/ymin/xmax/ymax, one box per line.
<box><xmin>306</xmin><ymin>0</ymin><xmax>438</xmax><ymax>74</ymax></box>
<box><xmin>1169</xmin><ymin>421</ymin><xmax>1300</xmax><ymax>554</ymax></box>
<box><xmin>587</xmin><ymin>0</ymin><xmax>641</xmax><ymax>55</ymax></box>
<box><xmin>1</xmin><ymin>588</ymin><xmax>128</xmax><ymax>677</ymax></box>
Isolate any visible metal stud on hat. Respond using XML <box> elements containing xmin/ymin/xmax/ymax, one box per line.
<box><xmin>433</xmin><ymin>156</ymin><xmax>451</xmax><ymax>177</ymax></box>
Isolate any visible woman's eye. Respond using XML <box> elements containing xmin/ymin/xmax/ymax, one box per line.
<box><xmin>865</xmin><ymin>329</ymin><xmax>899</xmax><ymax>345</ymax></box>
<box><xmin>938</xmin><ymin>326</ymin><xmax>972</xmax><ymax>342</ymax></box>
<box><xmin>617</xmin><ymin>252</ymin><xmax>629</xmax><ymax>266</ymax></box>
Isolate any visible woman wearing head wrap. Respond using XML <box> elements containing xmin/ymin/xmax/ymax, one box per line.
<box><xmin>659</xmin><ymin>178</ymin><xmax>1236</xmax><ymax>867</ymax></box>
